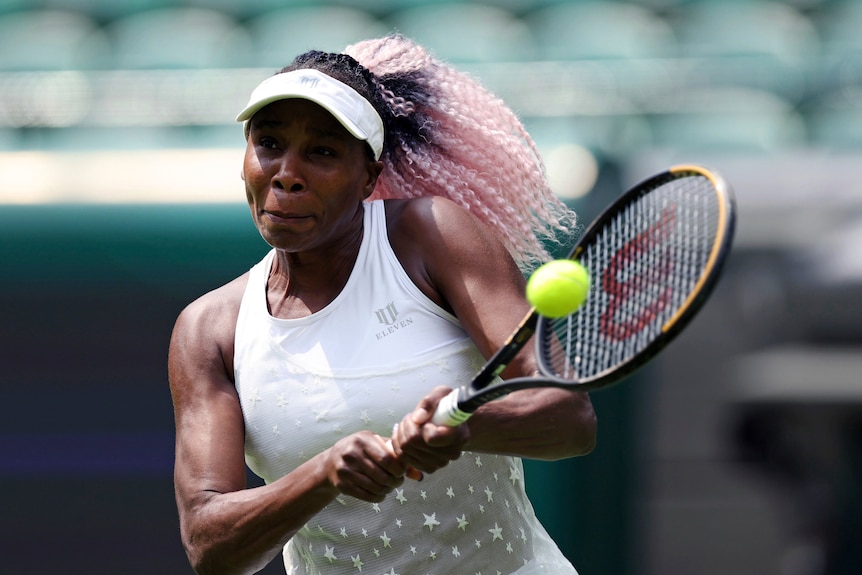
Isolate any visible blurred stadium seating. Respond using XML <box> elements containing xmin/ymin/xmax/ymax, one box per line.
<box><xmin>527</xmin><ymin>1</ymin><xmax>678</xmax><ymax>60</ymax></box>
<box><xmin>106</xmin><ymin>7</ymin><xmax>252</xmax><ymax>69</ymax></box>
<box><xmin>816</xmin><ymin>0</ymin><xmax>862</xmax><ymax>57</ymax></box>
<box><xmin>245</xmin><ymin>6</ymin><xmax>389</xmax><ymax>69</ymax></box>
<box><xmin>807</xmin><ymin>87</ymin><xmax>862</xmax><ymax>148</ymax></box>
<box><xmin>649</xmin><ymin>86</ymin><xmax>808</xmax><ymax>152</ymax></box>
<box><xmin>0</xmin><ymin>0</ymin><xmax>857</xmax><ymax>159</ymax></box>
<box><xmin>0</xmin><ymin>9</ymin><xmax>111</xmax><ymax>70</ymax></box>
<box><xmin>388</xmin><ymin>3</ymin><xmax>536</xmax><ymax>62</ymax></box>
<box><xmin>2</xmin><ymin>2</ymin><xmax>862</xmax><ymax>575</ymax></box>
<box><xmin>670</xmin><ymin>0</ymin><xmax>820</xmax><ymax>62</ymax></box>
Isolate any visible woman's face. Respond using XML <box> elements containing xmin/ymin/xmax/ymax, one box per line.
<box><xmin>242</xmin><ymin>98</ymin><xmax>381</xmax><ymax>254</ymax></box>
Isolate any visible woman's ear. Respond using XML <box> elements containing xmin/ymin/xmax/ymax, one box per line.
<box><xmin>363</xmin><ymin>160</ymin><xmax>384</xmax><ymax>199</ymax></box>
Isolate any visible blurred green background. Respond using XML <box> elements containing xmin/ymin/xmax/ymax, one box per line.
<box><xmin>3</xmin><ymin>1</ymin><xmax>862</xmax><ymax>574</ymax></box>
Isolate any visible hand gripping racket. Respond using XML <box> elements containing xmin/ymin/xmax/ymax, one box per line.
<box><xmin>432</xmin><ymin>164</ymin><xmax>737</xmax><ymax>426</ymax></box>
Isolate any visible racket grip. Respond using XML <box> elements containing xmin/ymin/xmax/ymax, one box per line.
<box><xmin>431</xmin><ymin>388</ymin><xmax>473</xmax><ymax>426</ymax></box>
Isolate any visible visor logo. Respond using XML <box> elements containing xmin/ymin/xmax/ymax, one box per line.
<box><xmin>300</xmin><ymin>76</ymin><xmax>320</xmax><ymax>88</ymax></box>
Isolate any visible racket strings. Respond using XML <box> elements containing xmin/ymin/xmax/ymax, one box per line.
<box><xmin>540</xmin><ymin>174</ymin><xmax>722</xmax><ymax>382</ymax></box>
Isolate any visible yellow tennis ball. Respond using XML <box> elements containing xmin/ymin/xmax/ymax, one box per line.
<box><xmin>526</xmin><ymin>259</ymin><xmax>591</xmax><ymax>318</ymax></box>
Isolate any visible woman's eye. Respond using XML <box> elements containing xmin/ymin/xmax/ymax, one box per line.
<box><xmin>257</xmin><ymin>137</ymin><xmax>278</xmax><ymax>149</ymax></box>
<box><xmin>313</xmin><ymin>146</ymin><xmax>335</xmax><ymax>156</ymax></box>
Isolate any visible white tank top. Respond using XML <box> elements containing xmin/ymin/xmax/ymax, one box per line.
<box><xmin>234</xmin><ymin>200</ymin><xmax>577</xmax><ymax>575</ymax></box>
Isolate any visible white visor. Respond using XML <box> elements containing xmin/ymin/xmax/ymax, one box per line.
<box><xmin>236</xmin><ymin>68</ymin><xmax>384</xmax><ymax>160</ymax></box>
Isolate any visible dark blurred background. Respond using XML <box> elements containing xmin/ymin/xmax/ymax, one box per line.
<box><xmin>2</xmin><ymin>1</ymin><xmax>861</xmax><ymax>574</ymax></box>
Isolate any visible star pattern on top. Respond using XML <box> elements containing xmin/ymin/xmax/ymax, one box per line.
<box><xmin>423</xmin><ymin>513</ymin><xmax>441</xmax><ymax>532</ymax></box>
<box><xmin>233</xmin><ymin>213</ymin><xmax>576</xmax><ymax>575</ymax></box>
<box><xmin>242</xmin><ymin>360</ymin><xmax>540</xmax><ymax>573</ymax></box>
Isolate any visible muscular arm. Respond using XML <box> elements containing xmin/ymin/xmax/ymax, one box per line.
<box><xmin>169</xmin><ymin>277</ymin><xmax>407</xmax><ymax>575</ymax></box>
<box><xmin>386</xmin><ymin>198</ymin><xmax>597</xmax><ymax>464</ymax></box>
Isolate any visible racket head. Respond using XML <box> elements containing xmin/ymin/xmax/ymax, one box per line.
<box><xmin>535</xmin><ymin>164</ymin><xmax>736</xmax><ymax>391</ymax></box>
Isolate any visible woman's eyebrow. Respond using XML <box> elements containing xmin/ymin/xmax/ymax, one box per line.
<box><xmin>250</xmin><ymin>118</ymin><xmax>346</xmax><ymax>141</ymax></box>
<box><xmin>249</xmin><ymin>118</ymin><xmax>285</xmax><ymax>132</ymax></box>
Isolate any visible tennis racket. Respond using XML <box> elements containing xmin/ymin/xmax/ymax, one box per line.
<box><xmin>432</xmin><ymin>164</ymin><xmax>736</xmax><ymax>426</ymax></box>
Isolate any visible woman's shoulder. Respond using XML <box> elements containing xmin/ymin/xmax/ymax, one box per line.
<box><xmin>188</xmin><ymin>272</ymin><xmax>248</xmax><ymax>312</ymax></box>
<box><xmin>174</xmin><ymin>273</ymin><xmax>250</xmax><ymax>342</ymax></box>
<box><xmin>168</xmin><ymin>271</ymin><xmax>251</xmax><ymax>387</ymax></box>
<box><xmin>382</xmin><ymin>196</ymin><xmax>475</xmax><ymax>236</ymax></box>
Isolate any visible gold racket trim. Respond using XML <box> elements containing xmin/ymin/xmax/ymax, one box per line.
<box><xmin>661</xmin><ymin>164</ymin><xmax>731</xmax><ymax>332</ymax></box>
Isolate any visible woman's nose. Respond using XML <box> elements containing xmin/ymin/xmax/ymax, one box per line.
<box><xmin>272</xmin><ymin>152</ymin><xmax>306</xmax><ymax>193</ymax></box>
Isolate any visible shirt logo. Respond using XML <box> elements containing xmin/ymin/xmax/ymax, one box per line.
<box><xmin>375</xmin><ymin>302</ymin><xmax>399</xmax><ymax>326</ymax></box>
<box><xmin>374</xmin><ymin>301</ymin><xmax>415</xmax><ymax>340</ymax></box>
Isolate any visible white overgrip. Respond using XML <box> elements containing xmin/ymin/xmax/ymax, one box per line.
<box><xmin>431</xmin><ymin>388</ymin><xmax>473</xmax><ymax>426</ymax></box>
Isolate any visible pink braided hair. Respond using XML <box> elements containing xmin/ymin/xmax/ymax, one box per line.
<box><xmin>344</xmin><ymin>34</ymin><xmax>576</xmax><ymax>272</ymax></box>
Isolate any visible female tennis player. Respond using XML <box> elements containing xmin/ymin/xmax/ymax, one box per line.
<box><xmin>168</xmin><ymin>33</ymin><xmax>597</xmax><ymax>575</ymax></box>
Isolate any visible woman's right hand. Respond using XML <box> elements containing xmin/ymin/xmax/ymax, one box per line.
<box><xmin>324</xmin><ymin>431</ymin><xmax>408</xmax><ymax>502</ymax></box>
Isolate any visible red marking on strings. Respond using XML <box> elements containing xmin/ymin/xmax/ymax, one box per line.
<box><xmin>600</xmin><ymin>206</ymin><xmax>676</xmax><ymax>341</ymax></box>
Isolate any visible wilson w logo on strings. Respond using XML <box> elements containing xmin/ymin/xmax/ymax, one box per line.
<box><xmin>600</xmin><ymin>205</ymin><xmax>677</xmax><ymax>341</ymax></box>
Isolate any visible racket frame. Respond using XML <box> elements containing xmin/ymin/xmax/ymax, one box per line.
<box><xmin>432</xmin><ymin>164</ymin><xmax>736</xmax><ymax>426</ymax></box>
